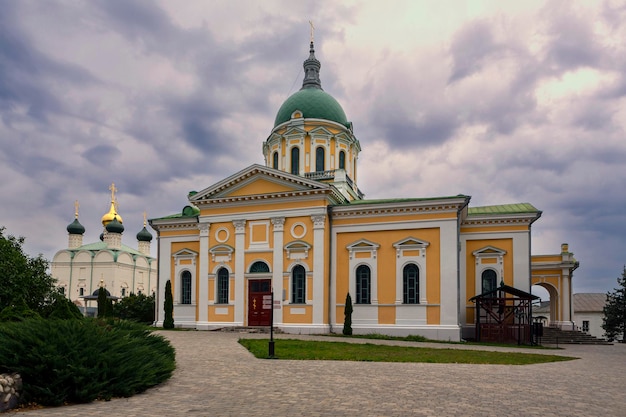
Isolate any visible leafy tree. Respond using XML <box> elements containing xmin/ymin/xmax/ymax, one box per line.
<box><xmin>0</xmin><ymin>227</ymin><xmax>57</xmax><ymax>314</ymax></box>
<box><xmin>113</xmin><ymin>292</ymin><xmax>155</xmax><ymax>324</ymax></box>
<box><xmin>343</xmin><ymin>292</ymin><xmax>353</xmax><ymax>335</ymax></box>
<box><xmin>602</xmin><ymin>266</ymin><xmax>626</xmax><ymax>343</ymax></box>
<box><xmin>163</xmin><ymin>280</ymin><xmax>174</xmax><ymax>329</ymax></box>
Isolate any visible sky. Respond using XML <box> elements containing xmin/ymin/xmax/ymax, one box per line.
<box><xmin>1</xmin><ymin>0</ymin><xmax>625</xmax><ymax>299</ymax></box>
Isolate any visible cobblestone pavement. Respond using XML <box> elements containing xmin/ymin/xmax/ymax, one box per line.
<box><xmin>10</xmin><ymin>331</ymin><xmax>626</xmax><ymax>417</ymax></box>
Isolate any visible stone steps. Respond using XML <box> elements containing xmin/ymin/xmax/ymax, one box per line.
<box><xmin>213</xmin><ymin>326</ymin><xmax>283</xmax><ymax>334</ymax></box>
<box><xmin>539</xmin><ymin>327</ymin><xmax>612</xmax><ymax>345</ymax></box>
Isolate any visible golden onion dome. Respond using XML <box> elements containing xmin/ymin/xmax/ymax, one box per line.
<box><xmin>101</xmin><ymin>183</ymin><xmax>123</xmax><ymax>225</ymax></box>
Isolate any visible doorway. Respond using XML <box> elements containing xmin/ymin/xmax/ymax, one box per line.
<box><xmin>248</xmin><ymin>279</ymin><xmax>271</xmax><ymax>326</ymax></box>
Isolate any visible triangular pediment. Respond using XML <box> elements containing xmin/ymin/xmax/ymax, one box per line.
<box><xmin>472</xmin><ymin>246</ymin><xmax>507</xmax><ymax>257</ymax></box>
<box><xmin>346</xmin><ymin>239</ymin><xmax>380</xmax><ymax>250</ymax></box>
<box><xmin>283</xmin><ymin>126</ymin><xmax>306</xmax><ymax>137</ymax></box>
<box><xmin>309</xmin><ymin>126</ymin><xmax>333</xmax><ymax>137</ymax></box>
<box><xmin>173</xmin><ymin>249</ymin><xmax>197</xmax><ymax>258</ymax></box>
<box><xmin>190</xmin><ymin>164</ymin><xmax>333</xmax><ymax>202</ymax></box>
<box><xmin>393</xmin><ymin>237</ymin><xmax>430</xmax><ymax>249</ymax></box>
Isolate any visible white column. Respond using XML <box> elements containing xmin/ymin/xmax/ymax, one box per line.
<box><xmin>271</xmin><ymin>217</ymin><xmax>285</xmax><ymax>324</ymax></box>
<box><xmin>197</xmin><ymin>222</ymin><xmax>210</xmax><ymax>327</ymax></box>
<box><xmin>561</xmin><ymin>270</ymin><xmax>572</xmax><ymax>325</ymax></box>
<box><xmin>156</xmin><ymin>235</ymin><xmax>171</xmax><ymax>327</ymax></box>
<box><xmin>233</xmin><ymin>219</ymin><xmax>246</xmax><ymax>325</ymax></box>
<box><xmin>311</xmin><ymin>214</ymin><xmax>326</xmax><ymax>324</ymax></box>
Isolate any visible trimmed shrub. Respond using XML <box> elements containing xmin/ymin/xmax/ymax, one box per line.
<box><xmin>163</xmin><ymin>280</ymin><xmax>174</xmax><ymax>329</ymax></box>
<box><xmin>343</xmin><ymin>293</ymin><xmax>353</xmax><ymax>335</ymax></box>
<box><xmin>0</xmin><ymin>318</ymin><xmax>176</xmax><ymax>406</ymax></box>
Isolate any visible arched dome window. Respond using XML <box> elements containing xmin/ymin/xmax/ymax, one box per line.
<box><xmin>272</xmin><ymin>152</ymin><xmax>279</xmax><ymax>169</ymax></box>
<box><xmin>316</xmin><ymin>147</ymin><xmax>325</xmax><ymax>172</ymax></box>
<box><xmin>291</xmin><ymin>147</ymin><xmax>300</xmax><ymax>175</ymax></box>
<box><xmin>339</xmin><ymin>150</ymin><xmax>346</xmax><ymax>170</ymax></box>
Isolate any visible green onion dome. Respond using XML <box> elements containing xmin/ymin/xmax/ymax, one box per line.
<box><xmin>67</xmin><ymin>218</ymin><xmax>85</xmax><ymax>235</ymax></box>
<box><xmin>136</xmin><ymin>226</ymin><xmax>153</xmax><ymax>242</ymax></box>
<box><xmin>105</xmin><ymin>217</ymin><xmax>124</xmax><ymax>234</ymax></box>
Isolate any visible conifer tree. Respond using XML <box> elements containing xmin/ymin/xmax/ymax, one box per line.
<box><xmin>97</xmin><ymin>286</ymin><xmax>107</xmax><ymax>318</ymax></box>
<box><xmin>163</xmin><ymin>280</ymin><xmax>174</xmax><ymax>329</ymax></box>
<box><xmin>343</xmin><ymin>292</ymin><xmax>353</xmax><ymax>335</ymax></box>
<box><xmin>602</xmin><ymin>266</ymin><xmax>626</xmax><ymax>342</ymax></box>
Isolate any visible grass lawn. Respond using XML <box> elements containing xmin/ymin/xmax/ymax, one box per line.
<box><xmin>238</xmin><ymin>339</ymin><xmax>577</xmax><ymax>365</ymax></box>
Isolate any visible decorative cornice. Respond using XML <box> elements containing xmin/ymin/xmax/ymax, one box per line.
<box><xmin>332</xmin><ymin>201</ymin><xmax>467</xmax><ymax>218</ymax></box>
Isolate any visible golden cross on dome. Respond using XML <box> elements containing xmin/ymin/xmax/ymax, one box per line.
<box><xmin>74</xmin><ymin>200</ymin><xmax>80</xmax><ymax>219</ymax></box>
<box><xmin>309</xmin><ymin>20</ymin><xmax>315</xmax><ymax>43</ymax></box>
<box><xmin>143</xmin><ymin>211</ymin><xmax>148</xmax><ymax>227</ymax></box>
<box><xmin>109</xmin><ymin>182</ymin><xmax>117</xmax><ymax>202</ymax></box>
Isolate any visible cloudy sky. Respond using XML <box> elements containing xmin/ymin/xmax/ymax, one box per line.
<box><xmin>2</xmin><ymin>0</ymin><xmax>625</xmax><ymax>298</ymax></box>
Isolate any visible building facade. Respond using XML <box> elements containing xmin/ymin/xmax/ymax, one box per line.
<box><xmin>51</xmin><ymin>185</ymin><xmax>157</xmax><ymax>313</ymax></box>
<box><xmin>150</xmin><ymin>41</ymin><xmax>575</xmax><ymax>341</ymax></box>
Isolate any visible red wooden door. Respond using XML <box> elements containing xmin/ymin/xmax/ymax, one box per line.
<box><xmin>248</xmin><ymin>279</ymin><xmax>271</xmax><ymax>326</ymax></box>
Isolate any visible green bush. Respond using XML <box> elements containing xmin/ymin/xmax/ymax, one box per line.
<box><xmin>113</xmin><ymin>292</ymin><xmax>155</xmax><ymax>324</ymax></box>
<box><xmin>0</xmin><ymin>298</ymin><xmax>41</xmax><ymax>322</ymax></box>
<box><xmin>41</xmin><ymin>291</ymin><xmax>83</xmax><ymax>320</ymax></box>
<box><xmin>0</xmin><ymin>318</ymin><xmax>176</xmax><ymax>406</ymax></box>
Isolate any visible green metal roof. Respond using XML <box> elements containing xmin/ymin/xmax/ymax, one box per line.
<box><xmin>71</xmin><ymin>241</ymin><xmax>148</xmax><ymax>257</ymax></box>
<box><xmin>274</xmin><ymin>88</ymin><xmax>349</xmax><ymax>128</ymax></box>
<box><xmin>468</xmin><ymin>203</ymin><xmax>540</xmax><ymax>215</ymax></box>
<box><xmin>337</xmin><ymin>195</ymin><xmax>470</xmax><ymax>206</ymax></box>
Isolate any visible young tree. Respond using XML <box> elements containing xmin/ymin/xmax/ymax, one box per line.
<box><xmin>343</xmin><ymin>292</ymin><xmax>353</xmax><ymax>335</ymax></box>
<box><xmin>163</xmin><ymin>280</ymin><xmax>174</xmax><ymax>329</ymax></box>
<box><xmin>0</xmin><ymin>227</ymin><xmax>57</xmax><ymax>314</ymax></box>
<box><xmin>602</xmin><ymin>266</ymin><xmax>626</xmax><ymax>343</ymax></box>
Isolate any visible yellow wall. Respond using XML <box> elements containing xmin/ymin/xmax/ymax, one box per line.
<box><xmin>335</xmin><ymin>228</ymin><xmax>441</xmax><ymax>305</ymax></box>
<box><xmin>465</xmin><ymin>238</ymin><xmax>514</xmax><ymax>298</ymax></box>
<box><xmin>283</xmin><ymin>305</ymin><xmax>312</xmax><ymax>323</ymax></box>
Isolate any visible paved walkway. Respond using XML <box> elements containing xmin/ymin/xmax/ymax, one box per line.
<box><xmin>11</xmin><ymin>331</ymin><xmax>626</xmax><ymax>416</ymax></box>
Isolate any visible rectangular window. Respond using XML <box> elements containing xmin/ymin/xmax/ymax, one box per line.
<box><xmin>582</xmin><ymin>320</ymin><xmax>589</xmax><ymax>333</ymax></box>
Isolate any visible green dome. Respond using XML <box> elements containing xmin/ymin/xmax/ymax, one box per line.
<box><xmin>67</xmin><ymin>218</ymin><xmax>85</xmax><ymax>235</ymax></box>
<box><xmin>136</xmin><ymin>226</ymin><xmax>153</xmax><ymax>242</ymax></box>
<box><xmin>274</xmin><ymin>88</ymin><xmax>348</xmax><ymax>128</ymax></box>
<box><xmin>105</xmin><ymin>217</ymin><xmax>124</xmax><ymax>234</ymax></box>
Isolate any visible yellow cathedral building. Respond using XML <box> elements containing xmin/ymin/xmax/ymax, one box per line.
<box><xmin>149</xmin><ymin>40</ymin><xmax>578</xmax><ymax>341</ymax></box>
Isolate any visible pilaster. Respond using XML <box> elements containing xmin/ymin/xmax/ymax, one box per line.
<box><xmin>233</xmin><ymin>219</ymin><xmax>246</xmax><ymax>325</ymax></box>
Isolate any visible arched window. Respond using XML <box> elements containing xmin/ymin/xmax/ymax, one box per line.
<box><xmin>272</xmin><ymin>151</ymin><xmax>279</xmax><ymax>169</ymax></box>
<box><xmin>291</xmin><ymin>147</ymin><xmax>300</xmax><ymax>175</ymax></box>
<box><xmin>121</xmin><ymin>287</ymin><xmax>126</xmax><ymax>297</ymax></box>
<box><xmin>403</xmin><ymin>264</ymin><xmax>419</xmax><ymax>304</ymax></box>
<box><xmin>181</xmin><ymin>270</ymin><xmax>192</xmax><ymax>304</ymax></box>
<box><xmin>339</xmin><ymin>150</ymin><xmax>346</xmax><ymax>170</ymax></box>
<box><xmin>291</xmin><ymin>265</ymin><xmax>306</xmax><ymax>304</ymax></box>
<box><xmin>315</xmin><ymin>147</ymin><xmax>325</xmax><ymax>172</ymax></box>
<box><xmin>356</xmin><ymin>265</ymin><xmax>371</xmax><ymax>304</ymax></box>
<box><xmin>217</xmin><ymin>268</ymin><xmax>229</xmax><ymax>304</ymax></box>
<box><xmin>249</xmin><ymin>261</ymin><xmax>270</xmax><ymax>273</ymax></box>
<box><xmin>481</xmin><ymin>269</ymin><xmax>498</xmax><ymax>296</ymax></box>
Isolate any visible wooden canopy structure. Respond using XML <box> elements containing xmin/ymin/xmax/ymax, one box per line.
<box><xmin>469</xmin><ymin>284</ymin><xmax>539</xmax><ymax>345</ymax></box>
